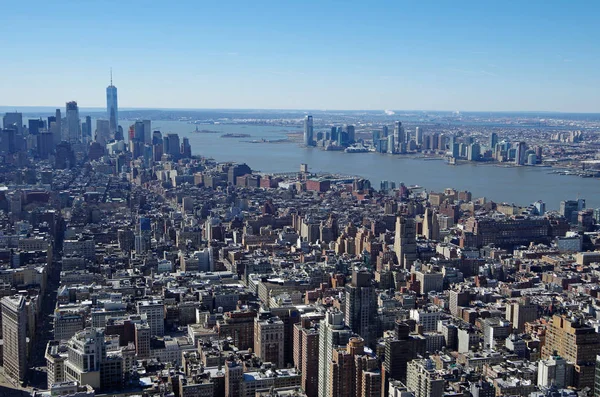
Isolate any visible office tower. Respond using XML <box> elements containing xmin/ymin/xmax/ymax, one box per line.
<box><xmin>64</xmin><ymin>328</ymin><xmax>105</xmax><ymax>389</ymax></box>
<box><xmin>560</xmin><ymin>199</ymin><xmax>585</xmax><ymax>224</ymax></box>
<box><xmin>65</xmin><ymin>101</ymin><xmax>80</xmax><ymax>143</ymax></box>
<box><xmin>82</xmin><ymin>115</ymin><xmax>92</xmax><ymax>142</ymax></box>
<box><xmin>143</xmin><ymin>120</ymin><xmax>152</xmax><ymax>144</ymax></box>
<box><xmin>387</xmin><ymin>134</ymin><xmax>395</xmax><ymax>154</ymax></box>
<box><xmin>1</xmin><ymin>128</ymin><xmax>17</xmax><ymax>154</ymax></box>
<box><xmin>467</xmin><ymin>143</ymin><xmax>480</xmax><ymax>161</ymax></box>
<box><xmin>106</xmin><ymin>71</ymin><xmax>118</xmax><ymax>134</ymax></box>
<box><xmin>345</xmin><ymin>269</ymin><xmax>377</xmax><ymax>347</ymax></box>
<box><xmin>382</xmin><ymin>321</ymin><xmax>423</xmax><ymax>395</ymax></box>
<box><xmin>541</xmin><ymin>314</ymin><xmax>600</xmax><ymax>389</ymax></box>
<box><xmin>318</xmin><ymin>311</ymin><xmax>352</xmax><ymax>397</ymax></box>
<box><xmin>505</xmin><ymin>298</ymin><xmax>538</xmax><ymax>333</ymax></box>
<box><xmin>163</xmin><ymin>133</ymin><xmax>181</xmax><ymax>160</ymax></box>
<box><xmin>406</xmin><ymin>359</ymin><xmax>444</xmax><ymax>397</ymax></box>
<box><xmin>415</xmin><ymin>126</ymin><xmax>423</xmax><ymax>145</ymax></box>
<box><xmin>393</xmin><ymin>121</ymin><xmax>405</xmax><ymax>149</ymax></box>
<box><xmin>304</xmin><ymin>115</ymin><xmax>314</xmax><ymax>146</ymax></box>
<box><xmin>346</xmin><ymin>124</ymin><xmax>355</xmax><ymax>144</ymax></box>
<box><xmin>3</xmin><ymin>112</ymin><xmax>23</xmax><ymax>134</ymax></box>
<box><xmin>2</xmin><ymin>295</ymin><xmax>27</xmax><ymax>385</ymax></box>
<box><xmin>514</xmin><ymin>141</ymin><xmax>527</xmax><ymax>165</ymax></box>
<box><xmin>95</xmin><ymin>119</ymin><xmax>111</xmax><ymax>146</ymax></box>
<box><xmin>133</xmin><ymin>121</ymin><xmax>145</xmax><ymax>142</ymax></box>
<box><xmin>394</xmin><ymin>216</ymin><xmax>417</xmax><ymax>269</ymax></box>
<box><xmin>37</xmin><ymin>131</ymin><xmax>55</xmax><ymax>159</ymax></box>
<box><xmin>489</xmin><ymin>132</ymin><xmax>498</xmax><ymax>150</ymax></box>
<box><xmin>28</xmin><ymin>118</ymin><xmax>44</xmax><ymax>135</ymax></box>
<box><xmin>137</xmin><ymin>300</ymin><xmax>165</xmax><ymax>336</ymax></box>
<box><xmin>53</xmin><ymin>109</ymin><xmax>62</xmax><ymax>144</ymax></box>
<box><xmin>382</xmin><ymin>125</ymin><xmax>389</xmax><ymax>137</ymax></box>
<box><xmin>254</xmin><ymin>315</ymin><xmax>285</xmax><ymax>368</ymax></box>
<box><xmin>181</xmin><ymin>137</ymin><xmax>192</xmax><ymax>158</ymax></box>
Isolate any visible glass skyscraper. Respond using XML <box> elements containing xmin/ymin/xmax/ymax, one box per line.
<box><xmin>106</xmin><ymin>72</ymin><xmax>118</xmax><ymax>134</ymax></box>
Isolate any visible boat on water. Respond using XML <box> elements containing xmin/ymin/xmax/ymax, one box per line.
<box><xmin>344</xmin><ymin>145</ymin><xmax>370</xmax><ymax>153</ymax></box>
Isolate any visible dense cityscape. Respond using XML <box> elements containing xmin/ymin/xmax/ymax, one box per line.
<box><xmin>0</xmin><ymin>70</ymin><xmax>598</xmax><ymax>397</ymax></box>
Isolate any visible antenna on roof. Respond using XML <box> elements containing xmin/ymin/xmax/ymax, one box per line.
<box><xmin>110</xmin><ymin>68</ymin><xmax>113</xmax><ymax>86</ymax></box>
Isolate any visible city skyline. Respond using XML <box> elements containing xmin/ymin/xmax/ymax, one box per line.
<box><xmin>2</xmin><ymin>1</ymin><xmax>599</xmax><ymax>112</ymax></box>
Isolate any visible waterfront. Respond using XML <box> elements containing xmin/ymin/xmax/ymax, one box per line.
<box><xmin>122</xmin><ymin>120</ymin><xmax>599</xmax><ymax>210</ymax></box>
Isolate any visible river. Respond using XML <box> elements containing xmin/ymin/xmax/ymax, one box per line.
<box><xmin>129</xmin><ymin>120</ymin><xmax>599</xmax><ymax>210</ymax></box>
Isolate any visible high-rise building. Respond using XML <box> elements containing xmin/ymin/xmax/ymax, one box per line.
<box><xmin>37</xmin><ymin>131</ymin><xmax>55</xmax><ymax>159</ymax></box>
<box><xmin>95</xmin><ymin>119</ymin><xmax>111</xmax><ymax>146</ymax></box>
<box><xmin>345</xmin><ymin>269</ymin><xmax>377</xmax><ymax>347</ymax></box>
<box><xmin>64</xmin><ymin>328</ymin><xmax>106</xmax><ymax>389</ymax></box>
<box><xmin>330</xmin><ymin>337</ymin><xmax>379</xmax><ymax>397</ymax></box>
<box><xmin>106</xmin><ymin>72</ymin><xmax>119</xmax><ymax>134</ymax></box>
<box><xmin>65</xmin><ymin>101</ymin><xmax>80</xmax><ymax>144</ymax></box>
<box><xmin>538</xmin><ymin>355</ymin><xmax>572</xmax><ymax>389</ymax></box>
<box><xmin>163</xmin><ymin>133</ymin><xmax>181</xmax><ymax>160</ymax></box>
<box><xmin>489</xmin><ymin>132</ymin><xmax>498</xmax><ymax>150</ymax></box>
<box><xmin>181</xmin><ymin>137</ymin><xmax>192</xmax><ymax>158</ymax></box>
<box><xmin>393</xmin><ymin>121</ymin><xmax>405</xmax><ymax>149</ymax></box>
<box><xmin>1</xmin><ymin>128</ymin><xmax>17</xmax><ymax>154</ymax></box>
<box><xmin>137</xmin><ymin>300</ymin><xmax>165</xmax><ymax>336</ymax></box>
<box><xmin>406</xmin><ymin>359</ymin><xmax>444</xmax><ymax>397</ymax></box>
<box><xmin>394</xmin><ymin>216</ymin><xmax>417</xmax><ymax>269</ymax></box>
<box><xmin>415</xmin><ymin>126</ymin><xmax>423</xmax><ymax>145</ymax></box>
<box><xmin>28</xmin><ymin>118</ymin><xmax>44</xmax><ymax>135</ymax></box>
<box><xmin>505</xmin><ymin>298</ymin><xmax>538</xmax><ymax>333</ymax></box>
<box><xmin>387</xmin><ymin>134</ymin><xmax>395</xmax><ymax>154</ymax></box>
<box><xmin>318</xmin><ymin>311</ymin><xmax>352</xmax><ymax>397</ymax></box>
<box><xmin>560</xmin><ymin>199</ymin><xmax>585</xmax><ymax>224</ymax></box>
<box><xmin>3</xmin><ymin>112</ymin><xmax>23</xmax><ymax>134</ymax></box>
<box><xmin>541</xmin><ymin>314</ymin><xmax>600</xmax><ymax>389</ymax></box>
<box><xmin>254</xmin><ymin>315</ymin><xmax>285</xmax><ymax>369</ymax></box>
<box><xmin>304</xmin><ymin>115</ymin><xmax>314</xmax><ymax>146</ymax></box>
<box><xmin>2</xmin><ymin>295</ymin><xmax>27</xmax><ymax>385</ymax></box>
<box><xmin>514</xmin><ymin>141</ymin><xmax>527</xmax><ymax>165</ymax></box>
<box><xmin>382</xmin><ymin>321</ymin><xmax>423</xmax><ymax>394</ymax></box>
<box><xmin>345</xmin><ymin>124</ymin><xmax>355</xmax><ymax>144</ymax></box>
<box><xmin>54</xmin><ymin>109</ymin><xmax>62</xmax><ymax>145</ymax></box>
<box><xmin>82</xmin><ymin>115</ymin><xmax>92</xmax><ymax>142</ymax></box>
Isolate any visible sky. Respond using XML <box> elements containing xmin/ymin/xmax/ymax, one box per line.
<box><xmin>1</xmin><ymin>0</ymin><xmax>599</xmax><ymax>112</ymax></box>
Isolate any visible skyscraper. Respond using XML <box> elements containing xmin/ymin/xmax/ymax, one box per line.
<box><xmin>2</xmin><ymin>295</ymin><xmax>27</xmax><ymax>385</ymax></box>
<box><xmin>54</xmin><ymin>109</ymin><xmax>62</xmax><ymax>145</ymax></box>
<box><xmin>304</xmin><ymin>115</ymin><xmax>314</xmax><ymax>146</ymax></box>
<box><xmin>95</xmin><ymin>119</ymin><xmax>110</xmax><ymax>146</ymax></box>
<box><xmin>415</xmin><ymin>126</ymin><xmax>423</xmax><ymax>145</ymax></box>
<box><xmin>394</xmin><ymin>216</ymin><xmax>417</xmax><ymax>269</ymax></box>
<box><xmin>65</xmin><ymin>101</ymin><xmax>80</xmax><ymax>144</ymax></box>
<box><xmin>489</xmin><ymin>132</ymin><xmax>498</xmax><ymax>150</ymax></box>
<box><xmin>393</xmin><ymin>121</ymin><xmax>405</xmax><ymax>149</ymax></box>
<box><xmin>345</xmin><ymin>269</ymin><xmax>377</xmax><ymax>347</ymax></box>
<box><xmin>318</xmin><ymin>311</ymin><xmax>352</xmax><ymax>397</ymax></box>
<box><xmin>106</xmin><ymin>71</ymin><xmax>118</xmax><ymax>134</ymax></box>
<box><xmin>514</xmin><ymin>141</ymin><xmax>527</xmax><ymax>165</ymax></box>
<box><xmin>3</xmin><ymin>112</ymin><xmax>23</xmax><ymax>134</ymax></box>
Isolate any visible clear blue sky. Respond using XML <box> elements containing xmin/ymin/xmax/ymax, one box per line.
<box><xmin>2</xmin><ymin>0</ymin><xmax>599</xmax><ymax>112</ymax></box>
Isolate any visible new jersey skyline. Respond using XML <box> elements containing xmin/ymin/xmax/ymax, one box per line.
<box><xmin>2</xmin><ymin>1</ymin><xmax>599</xmax><ymax>112</ymax></box>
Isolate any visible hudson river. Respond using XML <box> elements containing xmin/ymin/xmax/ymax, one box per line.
<box><xmin>132</xmin><ymin>120</ymin><xmax>600</xmax><ymax>210</ymax></box>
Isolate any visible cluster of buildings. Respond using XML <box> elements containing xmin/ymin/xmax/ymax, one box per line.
<box><xmin>2</xmin><ymin>87</ymin><xmax>600</xmax><ymax>397</ymax></box>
